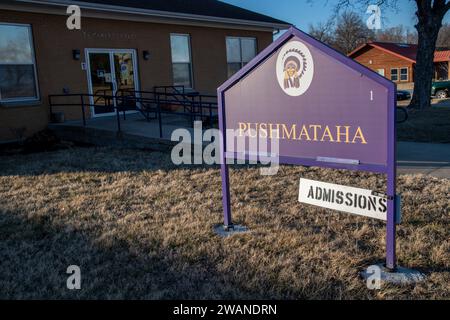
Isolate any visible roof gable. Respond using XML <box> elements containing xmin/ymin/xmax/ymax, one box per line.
<box><xmin>371</xmin><ymin>42</ymin><xmax>417</xmax><ymax>61</ymax></box>
<box><xmin>435</xmin><ymin>50</ymin><xmax>450</xmax><ymax>62</ymax></box>
<box><xmin>349</xmin><ymin>42</ymin><xmax>450</xmax><ymax>63</ymax></box>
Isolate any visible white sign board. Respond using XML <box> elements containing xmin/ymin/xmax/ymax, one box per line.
<box><xmin>298</xmin><ymin>178</ymin><xmax>393</xmax><ymax>221</ymax></box>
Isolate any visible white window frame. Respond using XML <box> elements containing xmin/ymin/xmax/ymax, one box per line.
<box><xmin>85</xmin><ymin>48</ymin><xmax>141</xmax><ymax>118</ymax></box>
<box><xmin>226</xmin><ymin>36</ymin><xmax>257</xmax><ymax>77</ymax></box>
<box><xmin>390</xmin><ymin>68</ymin><xmax>399</xmax><ymax>82</ymax></box>
<box><xmin>170</xmin><ymin>33</ymin><xmax>194</xmax><ymax>89</ymax></box>
<box><xmin>0</xmin><ymin>22</ymin><xmax>40</xmax><ymax>104</ymax></box>
<box><xmin>400</xmin><ymin>67</ymin><xmax>408</xmax><ymax>82</ymax></box>
<box><xmin>377</xmin><ymin>69</ymin><xmax>385</xmax><ymax>77</ymax></box>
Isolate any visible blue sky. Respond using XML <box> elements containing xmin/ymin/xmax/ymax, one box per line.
<box><xmin>222</xmin><ymin>0</ymin><xmax>450</xmax><ymax>31</ymax></box>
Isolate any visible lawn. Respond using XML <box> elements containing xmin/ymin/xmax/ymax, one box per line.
<box><xmin>397</xmin><ymin>107</ymin><xmax>450</xmax><ymax>143</ymax></box>
<box><xmin>0</xmin><ymin>147</ymin><xmax>448</xmax><ymax>299</ymax></box>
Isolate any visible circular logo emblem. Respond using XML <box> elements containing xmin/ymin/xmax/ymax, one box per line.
<box><xmin>276</xmin><ymin>41</ymin><xmax>314</xmax><ymax>96</ymax></box>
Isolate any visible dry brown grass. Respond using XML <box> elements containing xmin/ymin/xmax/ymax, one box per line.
<box><xmin>0</xmin><ymin>147</ymin><xmax>448</xmax><ymax>299</ymax></box>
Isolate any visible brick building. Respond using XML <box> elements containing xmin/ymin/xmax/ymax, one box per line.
<box><xmin>0</xmin><ymin>0</ymin><xmax>290</xmax><ymax>142</ymax></box>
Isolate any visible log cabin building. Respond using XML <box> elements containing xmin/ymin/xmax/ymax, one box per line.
<box><xmin>349</xmin><ymin>41</ymin><xmax>450</xmax><ymax>89</ymax></box>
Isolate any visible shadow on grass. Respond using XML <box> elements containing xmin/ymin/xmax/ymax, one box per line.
<box><xmin>0</xmin><ymin>145</ymin><xmax>283</xmax><ymax>178</ymax></box>
<box><xmin>1</xmin><ymin>147</ymin><xmax>448</xmax><ymax>299</ymax></box>
<box><xmin>0</xmin><ymin>205</ymin><xmax>353</xmax><ymax>299</ymax></box>
<box><xmin>0</xmin><ymin>206</ymin><xmax>231</xmax><ymax>299</ymax></box>
<box><xmin>0</xmin><ymin>146</ymin><xmax>195</xmax><ymax>177</ymax></box>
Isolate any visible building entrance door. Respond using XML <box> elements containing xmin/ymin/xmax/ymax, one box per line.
<box><xmin>86</xmin><ymin>49</ymin><xmax>139</xmax><ymax>117</ymax></box>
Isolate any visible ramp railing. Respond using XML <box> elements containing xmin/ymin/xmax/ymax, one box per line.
<box><xmin>48</xmin><ymin>87</ymin><xmax>218</xmax><ymax>138</ymax></box>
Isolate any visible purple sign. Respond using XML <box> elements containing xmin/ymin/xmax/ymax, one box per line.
<box><xmin>217</xmin><ymin>27</ymin><xmax>398</xmax><ymax>270</ymax></box>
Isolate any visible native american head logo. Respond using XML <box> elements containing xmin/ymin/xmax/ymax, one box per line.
<box><xmin>276</xmin><ymin>41</ymin><xmax>314</xmax><ymax>96</ymax></box>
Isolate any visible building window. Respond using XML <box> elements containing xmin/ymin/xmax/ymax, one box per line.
<box><xmin>377</xmin><ymin>69</ymin><xmax>385</xmax><ymax>77</ymax></box>
<box><xmin>226</xmin><ymin>37</ymin><xmax>257</xmax><ymax>78</ymax></box>
<box><xmin>390</xmin><ymin>68</ymin><xmax>399</xmax><ymax>82</ymax></box>
<box><xmin>400</xmin><ymin>67</ymin><xmax>408</xmax><ymax>81</ymax></box>
<box><xmin>0</xmin><ymin>23</ymin><xmax>39</xmax><ymax>103</ymax></box>
<box><xmin>170</xmin><ymin>34</ymin><xmax>193</xmax><ymax>88</ymax></box>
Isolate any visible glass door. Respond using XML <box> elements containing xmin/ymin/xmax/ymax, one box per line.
<box><xmin>87</xmin><ymin>49</ymin><xmax>139</xmax><ymax>117</ymax></box>
<box><xmin>113</xmin><ymin>52</ymin><xmax>137</xmax><ymax>111</ymax></box>
<box><xmin>88</xmin><ymin>52</ymin><xmax>114</xmax><ymax>115</ymax></box>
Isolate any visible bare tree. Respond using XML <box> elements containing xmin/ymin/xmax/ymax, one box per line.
<box><xmin>309</xmin><ymin>11</ymin><xmax>375</xmax><ymax>54</ymax></box>
<box><xmin>437</xmin><ymin>23</ymin><xmax>450</xmax><ymax>47</ymax></box>
<box><xmin>405</xmin><ymin>28</ymin><xmax>419</xmax><ymax>44</ymax></box>
<box><xmin>333</xmin><ymin>11</ymin><xmax>375</xmax><ymax>54</ymax></box>
<box><xmin>375</xmin><ymin>25</ymin><xmax>416</xmax><ymax>43</ymax></box>
<box><xmin>330</xmin><ymin>0</ymin><xmax>450</xmax><ymax>109</ymax></box>
<box><xmin>308</xmin><ymin>19</ymin><xmax>335</xmax><ymax>45</ymax></box>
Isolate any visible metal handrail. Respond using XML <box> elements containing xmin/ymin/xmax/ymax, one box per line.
<box><xmin>153</xmin><ymin>86</ymin><xmax>195</xmax><ymax>112</ymax></box>
<box><xmin>48</xmin><ymin>89</ymin><xmax>219</xmax><ymax>138</ymax></box>
<box><xmin>93</xmin><ymin>89</ymin><xmax>113</xmax><ymax>104</ymax></box>
<box><xmin>116</xmin><ymin>89</ymin><xmax>218</xmax><ymax>131</ymax></box>
<box><xmin>117</xmin><ymin>89</ymin><xmax>218</xmax><ymax>114</ymax></box>
<box><xmin>153</xmin><ymin>85</ymin><xmax>186</xmax><ymax>95</ymax></box>
<box><xmin>48</xmin><ymin>93</ymin><xmax>120</xmax><ymax>131</ymax></box>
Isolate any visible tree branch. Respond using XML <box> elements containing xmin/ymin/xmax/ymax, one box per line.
<box><xmin>333</xmin><ymin>0</ymin><xmax>399</xmax><ymax>14</ymax></box>
<box><xmin>416</xmin><ymin>0</ymin><xmax>431</xmax><ymax>15</ymax></box>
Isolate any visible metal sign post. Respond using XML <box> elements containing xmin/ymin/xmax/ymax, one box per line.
<box><xmin>386</xmin><ymin>87</ymin><xmax>397</xmax><ymax>270</ymax></box>
<box><xmin>218</xmin><ymin>93</ymin><xmax>233</xmax><ymax>230</ymax></box>
<box><xmin>217</xmin><ymin>26</ymin><xmax>404</xmax><ymax>273</ymax></box>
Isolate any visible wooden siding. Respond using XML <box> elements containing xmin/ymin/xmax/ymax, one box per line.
<box><xmin>351</xmin><ymin>46</ymin><xmax>414</xmax><ymax>83</ymax></box>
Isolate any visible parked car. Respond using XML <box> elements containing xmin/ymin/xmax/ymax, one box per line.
<box><xmin>397</xmin><ymin>90</ymin><xmax>411</xmax><ymax>101</ymax></box>
<box><xmin>431</xmin><ymin>80</ymin><xmax>450</xmax><ymax>99</ymax></box>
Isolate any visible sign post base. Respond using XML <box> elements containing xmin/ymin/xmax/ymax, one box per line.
<box><xmin>214</xmin><ymin>224</ymin><xmax>248</xmax><ymax>237</ymax></box>
<box><xmin>361</xmin><ymin>264</ymin><xmax>426</xmax><ymax>286</ymax></box>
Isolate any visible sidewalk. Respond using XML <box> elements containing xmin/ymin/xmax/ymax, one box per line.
<box><xmin>397</xmin><ymin>141</ymin><xmax>450</xmax><ymax>179</ymax></box>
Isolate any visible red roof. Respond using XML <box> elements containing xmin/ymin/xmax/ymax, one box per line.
<box><xmin>349</xmin><ymin>42</ymin><xmax>450</xmax><ymax>63</ymax></box>
<box><xmin>434</xmin><ymin>50</ymin><xmax>450</xmax><ymax>62</ymax></box>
